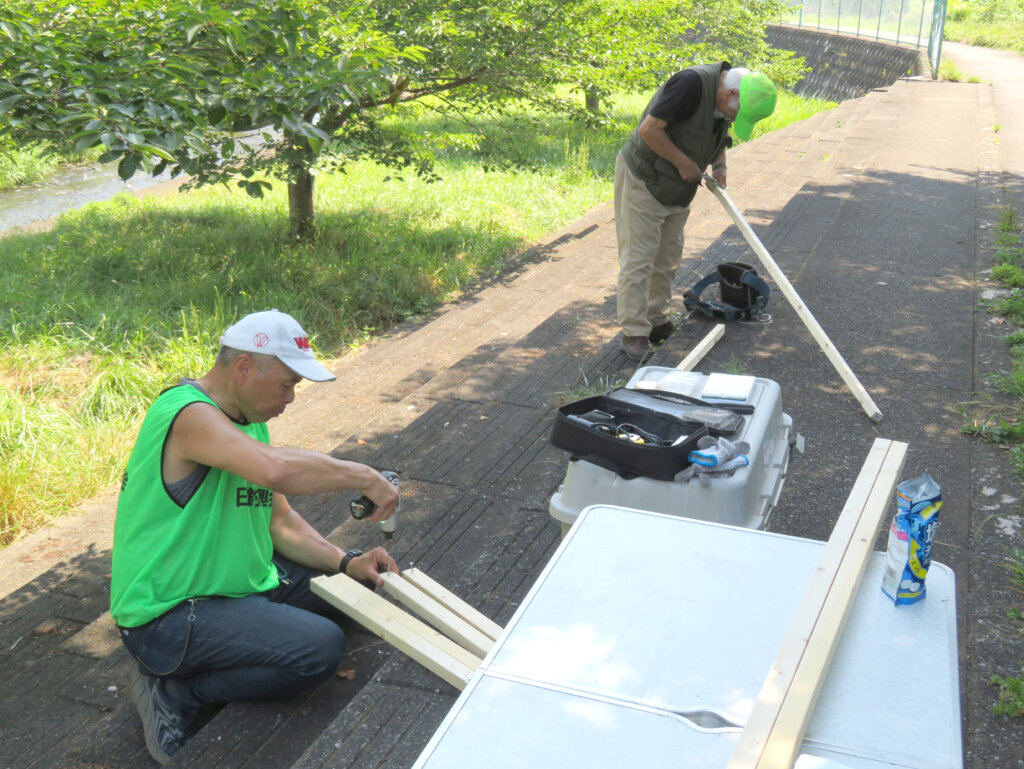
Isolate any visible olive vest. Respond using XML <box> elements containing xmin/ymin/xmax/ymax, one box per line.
<box><xmin>621</xmin><ymin>62</ymin><xmax>731</xmax><ymax>208</ymax></box>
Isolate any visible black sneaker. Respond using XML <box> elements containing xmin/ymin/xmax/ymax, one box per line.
<box><xmin>128</xmin><ymin>665</ymin><xmax>196</xmax><ymax>765</ymax></box>
<box><xmin>649</xmin><ymin>321</ymin><xmax>675</xmax><ymax>343</ymax></box>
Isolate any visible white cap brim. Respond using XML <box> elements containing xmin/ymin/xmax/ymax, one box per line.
<box><xmin>277</xmin><ymin>354</ymin><xmax>336</xmax><ymax>382</ymax></box>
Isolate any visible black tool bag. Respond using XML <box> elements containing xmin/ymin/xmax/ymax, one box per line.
<box><xmin>604</xmin><ymin>387</ymin><xmax>749</xmax><ymax>430</ymax></box>
<box><xmin>550</xmin><ymin>390</ymin><xmax>715</xmax><ymax>481</ymax></box>
<box><xmin>683</xmin><ymin>262</ymin><xmax>771</xmax><ymax>321</ymax></box>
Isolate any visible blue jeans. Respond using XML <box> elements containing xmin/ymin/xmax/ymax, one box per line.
<box><xmin>119</xmin><ymin>554</ymin><xmax>346</xmax><ymax>711</ymax></box>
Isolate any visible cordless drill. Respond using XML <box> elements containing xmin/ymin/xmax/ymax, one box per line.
<box><xmin>348</xmin><ymin>470</ymin><xmax>400</xmax><ymax>541</ymax></box>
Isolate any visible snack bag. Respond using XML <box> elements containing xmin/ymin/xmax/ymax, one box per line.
<box><xmin>881</xmin><ymin>473</ymin><xmax>942</xmax><ymax>605</ymax></box>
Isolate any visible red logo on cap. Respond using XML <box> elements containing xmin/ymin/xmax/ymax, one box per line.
<box><xmin>294</xmin><ymin>336</ymin><xmax>311</xmax><ymax>350</ymax></box>
<box><xmin>253</xmin><ymin>333</ymin><xmax>270</xmax><ymax>348</ymax></box>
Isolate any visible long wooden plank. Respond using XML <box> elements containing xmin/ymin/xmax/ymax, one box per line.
<box><xmin>402</xmin><ymin>567</ymin><xmax>504</xmax><ymax>642</ymax></box>
<box><xmin>311</xmin><ymin>573</ymin><xmax>481</xmax><ymax>690</ymax></box>
<box><xmin>312</xmin><ymin>573</ymin><xmax>483</xmax><ymax>670</ymax></box>
<box><xmin>380</xmin><ymin>572</ymin><xmax>494</xmax><ymax>658</ymax></box>
<box><xmin>703</xmin><ymin>176</ymin><xmax>883</xmax><ymax>422</ymax></box>
<box><xmin>727</xmin><ymin>437</ymin><xmax>907</xmax><ymax>769</ymax></box>
<box><xmin>729</xmin><ymin>441</ymin><xmax>893</xmax><ymax>768</ymax></box>
<box><xmin>764</xmin><ymin>439</ymin><xmax>906</xmax><ymax>767</ymax></box>
<box><xmin>676</xmin><ymin>323</ymin><xmax>725</xmax><ymax>371</ymax></box>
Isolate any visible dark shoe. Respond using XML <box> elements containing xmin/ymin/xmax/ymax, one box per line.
<box><xmin>620</xmin><ymin>335</ymin><xmax>654</xmax><ymax>361</ymax></box>
<box><xmin>649</xmin><ymin>322</ymin><xmax>676</xmax><ymax>343</ymax></box>
<box><xmin>128</xmin><ymin>665</ymin><xmax>196</xmax><ymax>765</ymax></box>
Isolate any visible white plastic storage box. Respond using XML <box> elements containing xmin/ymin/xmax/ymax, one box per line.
<box><xmin>549</xmin><ymin>368</ymin><xmax>794</xmax><ymax>533</ymax></box>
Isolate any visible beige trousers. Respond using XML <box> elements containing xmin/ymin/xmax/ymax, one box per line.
<box><xmin>614</xmin><ymin>153</ymin><xmax>690</xmax><ymax>338</ymax></box>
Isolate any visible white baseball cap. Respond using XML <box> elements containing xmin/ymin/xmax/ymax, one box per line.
<box><xmin>220</xmin><ymin>309</ymin><xmax>336</xmax><ymax>382</ymax></box>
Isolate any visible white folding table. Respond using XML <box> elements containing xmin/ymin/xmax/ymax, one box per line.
<box><xmin>411</xmin><ymin>505</ymin><xmax>961</xmax><ymax>769</ymax></box>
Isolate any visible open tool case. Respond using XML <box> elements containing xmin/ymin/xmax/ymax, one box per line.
<box><xmin>549</xmin><ymin>388</ymin><xmax>745</xmax><ymax>481</ymax></box>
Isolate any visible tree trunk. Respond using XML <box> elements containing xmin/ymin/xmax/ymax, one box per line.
<box><xmin>288</xmin><ymin>168</ymin><xmax>315</xmax><ymax>240</ymax></box>
<box><xmin>585</xmin><ymin>89</ymin><xmax>600</xmax><ymax>113</ymax></box>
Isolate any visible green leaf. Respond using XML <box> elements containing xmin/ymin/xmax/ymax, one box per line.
<box><xmin>132</xmin><ymin>143</ymin><xmax>175</xmax><ymax>161</ymax></box>
<box><xmin>307</xmin><ymin>123</ymin><xmax>330</xmax><ymax>141</ymax></box>
<box><xmin>239</xmin><ymin>179</ymin><xmax>269</xmax><ymax>198</ymax></box>
<box><xmin>74</xmin><ymin>131</ymin><xmax>101</xmax><ymax>153</ymax></box>
<box><xmin>0</xmin><ymin>21</ymin><xmax>21</xmax><ymax>42</ymax></box>
<box><xmin>117</xmin><ymin>153</ymin><xmax>139</xmax><ymax>180</ymax></box>
<box><xmin>0</xmin><ymin>93</ymin><xmax>21</xmax><ymax>115</ymax></box>
<box><xmin>207</xmin><ymin>104</ymin><xmax>227</xmax><ymax>125</ymax></box>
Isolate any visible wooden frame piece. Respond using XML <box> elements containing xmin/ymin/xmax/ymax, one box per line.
<box><xmin>311</xmin><ymin>573</ymin><xmax>482</xmax><ymax>690</ymax></box>
<box><xmin>727</xmin><ymin>437</ymin><xmax>907</xmax><ymax>769</ymax></box>
<box><xmin>380</xmin><ymin>572</ymin><xmax>494</xmax><ymax>658</ymax></box>
<box><xmin>676</xmin><ymin>323</ymin><xmax>725</xmax><ymax>372</ymax></box>
<box><xmin>704</xmin><ymin>176</ymin><xmax>883</xmax><ymax>422</ymax></box>
<box><xmin>401</xmin><ymin>567</ymin><xmax>504</xmax><ymax>642</ymax></box>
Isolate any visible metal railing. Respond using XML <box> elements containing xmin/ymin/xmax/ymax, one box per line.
<box><xmin>781</xmin><ymin>0</ymin><xmax>948</xmax><ymax>71</ymax></box>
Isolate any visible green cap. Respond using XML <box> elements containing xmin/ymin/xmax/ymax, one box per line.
<box><xmin>733</xmin><ymin>72</ymin><xmax>777</xmax><ymax>141</ymax></box>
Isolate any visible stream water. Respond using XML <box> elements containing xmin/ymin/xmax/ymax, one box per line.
<box><xmin>0</xmin><ymin>161</ymin><xmax>172</xmax><ymax>232</ymax></box>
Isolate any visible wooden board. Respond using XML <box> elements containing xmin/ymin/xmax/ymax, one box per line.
<box><xmin>401</xmin><ymin>567</ymin><xmax>504</xmax><ymax>642</ymax></box>
<box><xmin>380</xmin><ymin>572</ymin><xmax>494</xmax><ymax>658</ymax></box>
<box><xmin>704</xmin><ymin>176</ymin><xmax>882</xmax><ymax>422</ymax></box>
<box><xmin>311</xmin><ymin>573</ymin><xmax>482</xmax><ymax>690</ymax></box>
<box><xmin>676</xmin><ymin>323</ymin><xmax>725</xmax><ymax>372</ymax></box>
<box><xmin>727</xmin><ymin>437</ymin><xmax>908</xmax><ymax>769</ymax></box>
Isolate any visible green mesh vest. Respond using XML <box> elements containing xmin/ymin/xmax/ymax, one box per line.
<box><xmin>621</xmin><ymin>62</ymin><xmax>732</xmax><ymax>208</ymax></box>
<box><xmin>110</xmin><ymin>384</ymin><xmax>279</xmax><ymax>627</ymax></box>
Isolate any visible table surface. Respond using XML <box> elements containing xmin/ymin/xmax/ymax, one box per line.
<box><xmin>412</xmin><ymin>505</ymin><xmax>962</xmax><ymax>769</ymax></box>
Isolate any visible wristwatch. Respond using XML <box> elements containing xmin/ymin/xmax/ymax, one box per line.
<box><xmin>339</xmin><ymin>548</ymin><xmax>364</xmax><ymax>576</ymax></box>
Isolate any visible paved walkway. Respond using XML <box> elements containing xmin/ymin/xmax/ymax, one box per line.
<box><xmin>2</xmin><ymin>44</ymin><xmax>1024</xmax><ymax>769</ymax></box>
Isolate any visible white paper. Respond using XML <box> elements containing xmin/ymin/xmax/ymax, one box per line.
<box><xmin>701</xmin><ymin>373</ymin><xmax>755</xmax><ymax>401</ymax></box>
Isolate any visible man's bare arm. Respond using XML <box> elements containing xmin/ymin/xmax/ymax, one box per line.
<box><xmin>269</xmin><ymin>495</ymin><xmax>399</xmax><ymax>583</ymax></box>
<box><xmin>167</xmin><ymin>401</ymin><xmax>398</xmax><ymax>518</ymax></box>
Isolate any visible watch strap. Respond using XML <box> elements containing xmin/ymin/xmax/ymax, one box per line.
<box><xmin>339</xmin><ymin>548</ymin><xmax>363</xmax><ymax>576</ymax></box>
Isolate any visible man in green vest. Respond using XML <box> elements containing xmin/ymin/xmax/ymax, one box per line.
<box><xmin>615</xmin><ymin>63</ymin><xmax>777</xmax><ymax>360</ymax></box>
<box><xmin>110</xmin><ymin>309</ymin><xmax>400</xmax><ymax>764</ymax></box>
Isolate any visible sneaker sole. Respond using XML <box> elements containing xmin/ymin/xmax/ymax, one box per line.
<box><xmin>128</xmin><ymin>665</ymin><xmax>172</xmax><ymax>766</ymax></box>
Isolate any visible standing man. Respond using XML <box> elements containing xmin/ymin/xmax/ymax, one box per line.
<box><xmin>111</xmin><ymin>309</ymin><xmax>400</xmax><ymax>765</ymax></box>
<box><xmin>615</xmin><ymin>63</ymin><xmax>777</xmax><ymax>360</ymax></box>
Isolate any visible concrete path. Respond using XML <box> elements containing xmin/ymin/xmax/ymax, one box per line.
<box><xmin>2</xmin><ymin>44</ymin><xmax>1024</xmax><ymax>769</ymax></box>
<box><xmin>944</xmin><ymin>42</ymin><xmax>1024</xmax><ymax>190</ymax></box>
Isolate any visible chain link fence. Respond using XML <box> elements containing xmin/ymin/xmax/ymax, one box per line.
<box><xmin>781</xmin><ymin>0</ymin><xmax>948</xmax><ymax>70</ymax></box>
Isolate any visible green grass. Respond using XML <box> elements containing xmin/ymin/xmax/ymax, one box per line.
<box><xmin>970</xmin><ymin>198</ymin><xmax>1024</xmax><ymax>718</ymax></box>
<box><xmin>0</xmin><ymin>88</ymin><xmax>836</xmax><ymax>546</ymax></box>
<box><xmin>991</xmin><ymin>541</ymin><xmax>1024</xmax><ymax>718</ymax></box>
<box><xmin>742</xmin><ymin>91</ymin><xmax>838</xmax><ymax>143</ymax></box>
<box><xmin>0</xmin><ymin>141</ymin><xmax>64</xmax><ymax>190</ymax></box>
<box><xmin>549</xmin><ymin>371</ymin><xmax>628</xmax><ymax>405</ymax></box>
<box><xmin>0</xmin><ymin>140</ymin><xmax>102</xmax><ymax>191</ymax></box>
<box><xmin>945</xmin><ymin>0</ymin><xmax>1024</xmax><ymax>56</ymax></box>
<box><xmin>937</xmin><ymin>59</ymin><xmax>983</xmax><ymax>82</ymax></box>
